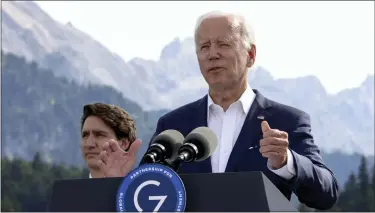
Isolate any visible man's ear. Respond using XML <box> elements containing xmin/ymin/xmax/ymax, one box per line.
<box><xmin>247</xmin><ymin>44</ymin><xmax>256</xmax><ymax>67</ymax></box>
<box><xmin>119</xmin><ymin>138</ymin><xmax>130</xmax><ymax>151</ymax></box>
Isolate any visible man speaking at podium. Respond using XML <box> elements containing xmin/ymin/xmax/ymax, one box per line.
<box><xmin>97</xmin><ymin>11</ymin><xmax>339</xmax><ymax>210</ymax></box>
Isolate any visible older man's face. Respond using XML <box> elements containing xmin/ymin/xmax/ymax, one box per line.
<box><xmin>196</xmin><ymin>16</ymin><xmax>253</xmax><ymax>89</ymax></box>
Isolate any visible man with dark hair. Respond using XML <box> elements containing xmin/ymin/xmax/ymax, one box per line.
<box><xmin>80</xmin><ymin>103</ymin><xmax>141</xmax><ymax>178</ymax></box>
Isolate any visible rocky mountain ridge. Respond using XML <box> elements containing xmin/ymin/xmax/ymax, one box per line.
<box><xmin>1</xmin><ymin>1</ymin><xmax>373</xmax><ymax>156</ymax></box>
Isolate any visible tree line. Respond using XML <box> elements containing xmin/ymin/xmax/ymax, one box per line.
<box><xmin>299</xmin><ymin>156</ymin><xmax>375</xmax><ymax>212</ymax></box>
<box><xmin>1</xmin><ymin>153</ymin><xmax>374</xmax><ymax>212</ymax></box>
<box><xmin>1</xmin><ymin>153</ymin><xmax>89</xmax><ymax>211</ymax></box>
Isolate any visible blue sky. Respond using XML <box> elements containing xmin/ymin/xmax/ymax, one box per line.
<box><xmin>35</xmin><ymin>1</ymin><xmax>374</xmax><ymax>94</ymax></box>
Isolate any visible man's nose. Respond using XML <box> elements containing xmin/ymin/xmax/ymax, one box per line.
<box><xmin>86</xmin><ymin>135</ymin><xmax>96</xmax><ymax>147</ymax></box>
<box><xmin>208</xmin><ymin>45</ymin><xmax>220</xmax><ymax>60</ymax></box>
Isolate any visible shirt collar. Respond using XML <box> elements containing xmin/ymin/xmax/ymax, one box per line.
<box><xmin>207</xmin><ymin>83</ymin><xmax>255</xmax><ymax>115</ymax></box>
<box><xmin>89</xmin><ymin>173</ymin><xmax>92</xmax><ymax>178</ymax></box>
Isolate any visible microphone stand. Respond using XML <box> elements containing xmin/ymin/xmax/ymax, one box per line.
<box><xmin>139</xmin><ymin>154</ymin><xmax>181</xmax><ymax>172</ymax></box>
<box><xmin>168</xmin><ymin>156</ymin><xmax>184</xmax><ymax>172</ymax></box>
<box><xmin>139</xmin><ymin>153</ymin><xmax>155</xmax><ymax>165</ymax></box>
<box><xmin>168</xmin><ymin>151</ymin><xmax>192</xmax><ymax>172</ymax></box>
<box><xmin>140</xmin><ymin>145</ymin><xmax>196</xmax><ymax>173</ymax></box>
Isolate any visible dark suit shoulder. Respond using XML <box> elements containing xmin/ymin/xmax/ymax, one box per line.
<box><xmin>159</xmin><ymin>97</ymin><xmax>204</xmax><ymax>123</ymax></box>
<box><xmin>269</xmin><ymin>98</ymin><xmax>309</xmax><ymax>117</ymax></box>
<box><xmin>263</xmin><ymin>97</ymin><xmax>311</xmax><ymax>128</ymax></box>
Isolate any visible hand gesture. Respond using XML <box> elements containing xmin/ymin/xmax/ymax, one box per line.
<box><xmin>97</xmin><ymin>139</ymin><xmax>142</xmax><ymax>177</ymax></box>
<box><xmin>259</xmin><ymin>121</ymin><xmax>289</xmax><ymax>169</ymax></box>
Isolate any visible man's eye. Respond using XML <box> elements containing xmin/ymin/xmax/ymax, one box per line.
<box><xmin>96</xmin><ymin>133</ymin><xmax>106</xmax><ymax>137</ymax></box>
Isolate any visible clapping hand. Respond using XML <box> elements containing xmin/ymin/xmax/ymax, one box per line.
<box><xmin>97</xmin><ymin>139</ymin><xmax>142</xmax><ymax>177</ymax></box>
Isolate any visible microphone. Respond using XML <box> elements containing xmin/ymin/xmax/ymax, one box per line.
<box><xmin>140</xmin><ymin>129</ymin><xmax>184</xmax><ymax>164</ymax></box>
<box><xmin>170</xmin><ymin>127</ymin><xmax>218</xmax><ymax>171</ymax></box>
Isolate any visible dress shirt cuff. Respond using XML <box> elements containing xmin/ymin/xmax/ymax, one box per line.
<box><xmin>267</xmin><ymin>149</ymin><xmax>296</xmax><ymax>180</ymax></box>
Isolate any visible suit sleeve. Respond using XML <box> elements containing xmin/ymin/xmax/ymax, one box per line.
<box><xmin>148</xmin><ymin>116</ymin><xmax>166</xmax><ymax>147</ymax></box>
<box><xmin>286</xmin><ymin>112</ymin><xmax>339</xmax><ymax>210</ymax></box>
<box><xmin>145</xmin><ymin>116</ymin><xmax>178</xmax><ymax>168</ymax></box>
<box><xmin>138</xmin><ymin>116</ymin><xmax>166</xmax><ymax>166</ymax></box>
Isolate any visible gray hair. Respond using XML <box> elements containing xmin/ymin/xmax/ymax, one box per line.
<box><xmin>194</xmin><ymin>11</ymin><xmax>256</xmax><ymax>51</ymax></box>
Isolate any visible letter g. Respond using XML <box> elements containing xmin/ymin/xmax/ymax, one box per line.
<box><xmin>134</xmin><ymin>180</ymin><xmax>168</xmax><ymax>212</ymax></box>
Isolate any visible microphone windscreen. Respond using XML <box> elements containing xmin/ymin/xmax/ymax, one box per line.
<box><xmin>183</xmin><ymin>127</ymin><xmax>218</xmax><ymax>161</ymax></box>
<box><xmin>151</xmin><ymin>129</ymin><xmax>184</xmax><ymax>160</ymax></box>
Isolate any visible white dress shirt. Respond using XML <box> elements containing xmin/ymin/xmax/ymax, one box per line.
<box><xmin>207</xmin><ymin>84</ymin><xmax>296</xmax><ymax>179</ymax></box>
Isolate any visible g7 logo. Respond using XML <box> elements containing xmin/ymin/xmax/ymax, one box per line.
<box><xmin>133</xmin><ymin>180</ymin><xmax>168</xmax><ymax>213</ymax></box>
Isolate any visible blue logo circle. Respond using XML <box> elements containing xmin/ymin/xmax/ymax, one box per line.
<box><xmin>116</xmin><ymin>163</ymin><xmax>186</xmax><ymax>212</ymax></box>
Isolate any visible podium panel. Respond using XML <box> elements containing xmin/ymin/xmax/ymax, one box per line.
<box><xmin>49</xmin><ymin>171</ymin><xmax>297</xmax><ymax>212</ymax></box>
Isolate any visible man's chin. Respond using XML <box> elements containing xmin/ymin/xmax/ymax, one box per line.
<box><xmin>86</xmin><ymin>158</ymin><xmax>100</xmax><ymax>169</ymax></box>
<box><xmin>208</xmin><ymin>80</ymin><xmax>228</xmax><ymax>90</ymax></box>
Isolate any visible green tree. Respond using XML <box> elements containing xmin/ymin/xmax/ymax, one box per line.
<box><xmin>32</xmin><ymin>152</ymin><xmax>44</xmax><ymax>171</ymax></box>
<box><xmin>334</xmin><ymin>172</ymin><xmax>358</xmax><ymax>211</ymax></box>
<box><xmin>371</xmin><ymin>165</ymin><xmax>375</xmax><ymax>211</ymax></box>
<box><xmin>1</xmin><ymin>154</ymin><xmax>88</xmax><ymax>212</ymax></box>
<box><xmin>332</xmin><ymin>156</ymin><xmax>374</xmax><ymax>212</ymax></box>
<box><xmin>357</xmin><ymin>156</ymin><xmax>371</xmax><ymax>211</ymax></box>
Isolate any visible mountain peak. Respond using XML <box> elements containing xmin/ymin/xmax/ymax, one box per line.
<box><xmin>160</xmin><ymin>37</ymin><xmax>181</xmax><ymax>60</ymax></box>
<box><xmin>66</xmin><ymin>21</ymin><xmax>73</xmax><ymax>27</ymax></box>
<box><xmin>159</xmin><ymin>37</ymin><xmax>195</xmax><ymax>60</ymax></box>
<box><xmin>362</xmin><ymin>74</ymin><xmax>374</xmax><ymax>87</ymax></box>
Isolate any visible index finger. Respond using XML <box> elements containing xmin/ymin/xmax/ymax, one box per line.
<box><xmin>263</xmin><ymin>129</ymin><xmax>288</xmax><ymax>139</ymax></box>
<box><xmin>260</xmin><ymin>137</ymin><xmax>289</xmax><ymax>147</ymax></box>
<box><xmin>102</xmin><ymin>142</ymin><xmax>112</xmax><ymax>153</ymax></box>
<box><xmin>108</xmin><ymin>139</ymin><xmax>122</xmax><ymax>152</ymax></box>
<box><xmin>128</xmin><ymin>139</ymin><xmax>142</xmax><ymax>157</ymax></box>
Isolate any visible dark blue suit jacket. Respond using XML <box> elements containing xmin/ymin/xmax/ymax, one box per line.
<box><xmin>149</xmin><ymin>89</ymin><xmax>339</xmax><ymax>210</ymax></box>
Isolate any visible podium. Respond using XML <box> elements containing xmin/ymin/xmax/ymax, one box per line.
<box><xmin>49</xmin><ymin>171</ymin><xmax>297</xmax><ymax>212</ymax></box>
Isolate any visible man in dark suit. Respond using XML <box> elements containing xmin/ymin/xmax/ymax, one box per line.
<box><xmin>98</xmin><ymin>11</ymin><xmax>339</xmax><ymax>210</ymax></box>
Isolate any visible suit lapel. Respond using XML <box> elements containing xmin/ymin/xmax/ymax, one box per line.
<box><xmin>191</xmin><ymin>95</ymin><xmax>212</xmax><ymax>173</ymax></box>
<box><xmin>225</xmin><ymin>90</ymin><xmax>272</xmax><ymax>172</ymax></box>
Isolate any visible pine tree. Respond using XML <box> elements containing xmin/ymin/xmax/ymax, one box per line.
<box><xmin>357</xmin><ymin>156</ymin><xmax>371</xmax><ymax>211</ymax></box>
<box><xmin>32</xmin><ymin>152</ymin><xmax>44</xmax><ymax>171</ymax></box>
<box><xmin>335</xmin><ymin>172</ymin><xmax>357</xmax><ymax>211</ymax></box>
<box><xmin>330</xmin><ymin>158</ymin><xmax>375</xmax><ymax>212</ymax></box>
<box><xmin>370</xmin><ymin>164</ymin><xmax>375</xmax><ymax>211</ymax></box>
<box><xmin>1</xmin><ymin>156</ymin><xmax>88</xmax><ymax>211</ymax></box>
